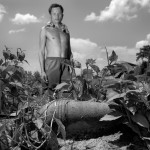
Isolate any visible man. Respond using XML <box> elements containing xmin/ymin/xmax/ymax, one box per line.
<box><xmin>39</xmin><ymin>3</ymin><xmax>72</xmax><ymax>94</ymax></box>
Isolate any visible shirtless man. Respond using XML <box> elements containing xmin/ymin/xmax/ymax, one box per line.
<box><xmin>39</xmin><ymin>3</ymin><xmax>72</xmax><ymax>92</ymax></box>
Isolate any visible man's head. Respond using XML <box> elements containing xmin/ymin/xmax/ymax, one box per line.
<box><xmin>48</xmin><ymin>3</ymin><xmax>64</xmax><ymax>14</ymax></box>
<box><xmin>48</xmin><ymin>3</ymin><xmax>64</xmax><ymax>24</ymax></box>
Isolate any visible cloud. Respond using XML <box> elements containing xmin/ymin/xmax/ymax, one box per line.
<box><xmin>73</xmin><ymin>51</ymin><xmax>85</xmax><ymax>60</ymax></box>
<box><xmin>85</xmin><ymin>12</ymin><xmax>98</xmax><ymax>21</ymax></box>
<box><xmin>8</xmin><ymin>28</ymin><xmax>25</xmax><ymax>34</ymax></box>
<box><xmin>21</xmin><ymin>46</ymin><xmax>40</xmax><ymax>72</ymax></box>
<box><xmin>103</xmin><ymin>46</ymin><xmax>138</xmax><ymax>66</ymax></box>
<box><xmin>0</xmin><ymin>4</ymin><xmax>6</xmax><ymax>22</ymax></box>
<box><xmin>70</xmin><ymin>38</ymin><xmax>138</xmax><ymax>68</ymax></box>
<box><xmin>146</xmin><ymin>34</ymin><xmax>150</xmax><ymax>41</ymax></box>
<box><xmin>136</xmin><ymin>0</ymin><xmax>150</xmax><ymax>7</ymax></box>
<box><xmin>85</xmin><ymin>0</ymin><xmax>150</xmax><ymax>22</ymax></box>
<box><xmin>136</xmin><ymin>40</ymin><xmax>149</xmax><ymax>49</ymax></box>
<box><xmin>11</xmin><ymin>13</ymin><xmax>41</xmax><ymax>25</ymax></box>
<box><xmin>136</xmin><ymin>33</ymin><xmax>150</xmax><ymax>48</ymax></box>
<box><xmin>71</xmin><ymin>38</ymin><xmax>98</xmax><ymax>53</ymax></box>
<box><xmin>71</xmin><ymin>38</ymin><xmax>103</xmax><ymax>67</ymax></box>
<box><xmin>23</xmin><ymin>37</ymin><xmax>140</xmax><ymax>72</ymax></box>
<box><xmin>107</xmin><ymin>46</ymin><xmax>137</xmax><ymax>55</ymax></box>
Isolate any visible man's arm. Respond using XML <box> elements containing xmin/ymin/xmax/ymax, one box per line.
<box><xmin>39</xmin><ymin>27</ymin><xmax>47</xmax><ymax>79</ymax></box>
<box><xmin>68</xmin><ymin>34</ymin><xmax>73</xmax><ymax>60</ymax></box>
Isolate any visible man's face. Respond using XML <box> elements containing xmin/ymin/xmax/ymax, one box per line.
<box><xmin>50</xmin><ymin>7</ymin><xmax>63</xmax><ymax>24</ymax></box>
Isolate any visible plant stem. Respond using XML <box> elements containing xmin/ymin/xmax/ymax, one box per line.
<box><xmin>105</xmin><ymin>46</ymin><xmax>109</xmax><ymax>66</ymax></box>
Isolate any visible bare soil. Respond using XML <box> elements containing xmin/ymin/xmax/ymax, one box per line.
<box><xmin>58</xmin><ymin>123</ymin><xmax>148</xmax><ymax>150</ymax></box>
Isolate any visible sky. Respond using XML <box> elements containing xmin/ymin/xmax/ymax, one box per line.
<box><xmin>0</xmin><ymin>0</ymin><xmax>150</xmax><ymax>72</ymax></box>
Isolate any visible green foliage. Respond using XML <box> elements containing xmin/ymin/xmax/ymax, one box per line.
<box><xmin>100</xmin><ymin>78</ymin><xmax>150</xmax><ymax>148</ymax></box>
<box><xmin>0</xmin><ymin>46</ymin><xmax>66</xmax><ymax>150</ymax></box>
<box><xmin>136</xmin><ymin>45</ymin><xmax>150</xmax><ymax>62</ymax></box>
<box><xmin>108</xmin><ymin>50</ymin><xmax>118</xmax><ymax>65</ymax></box>
<box><xmin>82</xmin><ymin>69</ymin><xmax>93</xmax><ymax>81</ymax></box>
<box><xmin>90</xmin><ymin>64</ymin><xmax>100</xmax><ymax>75</ymax></box>
<box><xmin>73</xmin><ymin>59</ymin><xmax>81</xmax><ymax>68</ymax></box>
<box><xmin>85</xmin><ymin>58</ymin><xmax>96</xmax><ymax>67</ymax></box>
<box><xmin>1</xmin><ymin>44</ymin><xmax>150</xmax><ymax>149</ymax></box>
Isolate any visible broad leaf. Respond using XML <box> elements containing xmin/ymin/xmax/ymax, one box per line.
<box><xmin>30</xmin><ymin>130</ymin><xmax>39</xmax><ymax>142</ymax></box>
<box><xmin>41</xmin><ymin>125</ymin><xmax>59</xmax><ymax>150</ymax></box>
<box><xmin>54</xmin><ymin>82</ymin><xmax>69</xmax><ymax>91</ymax></box>
<box><xmin>12</xmin><ymin>146</ymin><xmax>21</xmax><ymax>150</ymax></box>
<box><xmin>73</xmin><ymin>60</ymin><xmax>81</xmax><ymax>68</ymax></box>
<box><xmin>106</xmin><ymin>88</ymin><xmax>119</xmax><ymax>100</ymax></box>
<box><xmin>4</xmin><ymin>65</ymin><xmax>16</xmax><ymax>73</ymax></box>
<box><xmin>54</xmin><ymin>118</ymin><xmax>66</xmax><ymax>140</ymax></box>
<box><xmin>17</xmin><ymin>50</ymin><xmax>25</xmax><ymax>61</ymax></box>
<box><xmin>48</xmin><ymin>130</ymin><xmax>59</xmax><ymax>150</ymax></box>
<box><xmin>24</xmin><ymin>59</ymin><xmax>29</xmax><ymax>64</ymax></box>
<box><xmin>3</xmin><ymin>49</ymin><xmax>11</xmax><ymax>60</ymax></box>
<box><xmin>0</xmin><ymin>66</ymin><xmax>5</xmax><ymax>73</ymax></box>
<box><xmin>0</xmin><ymin>59</ymin><xmax>3</xmax><ymax>65</ymax></box>
<box><xmin>10</xmin><ymin>53</ymin><xmax>17</xmax><ymax>60</ymax></box>
<box><xmin>10</xmin><ymin>81</ymin><xmax>22</xmax><ymax>88</ymax></box>
<box><xmin>0</xmin><ymin>124</ymin><xmax>5</xmax><ymax>135</ymax></box>
<box><xmin>108</xmin><ymin>50</ymin><xmax>118</xmax><ymax>64</ymax></box>
<box><xmin>102</xmin><ymin>78</ymin><xmax>121</xmax><ymax>87</ymax></box>
<box><xmin>90</xmin><ymin>64</ymin><xmax>100</xmax><ymax>73</ymax></box>
<box><xmin>0</xmin><ymin>80</ymin><xmax>5</xmax><ymax>110</ymax></box>
<box><xmin>114</xmin><ymin>71</ymin><xmax>123</xmax><ymax>78</ymax></box>
<box><xmin>12</xmin><ymin>70</ymin><xmax>23</xmax><ymax>82</ymax></box>
<box><xmin>7</xmin><ymin>71</ymin><xmax>14</xmax><ymax>76</ymax></box>
<box><xmin>107</xmin><ymin>93</ymin><xmax>126</xmax><ymax>102</ymax></box>
<box><xmin>143</xmin><ymin>137</ymin><xmax>150</xmax><ymax>141</ymax></box>
<box><xmin>146</xmin><ymin>111</ymin><xmax>150</xmax><ymax>122</ymax></box>
<box><xmin>128</xmin><ymin>106</ymin><xmax>137</xmax><ymax>115</ymax></box>
<box><xmin>100</xmin><ymin>113</ymin><xmax>122</xmax><ymax>121</ymax></box>
<box><xmin>116</xmin><ymin>61</ymin><xmax>136</xmax><ymax>73</ymax></box>
<box><xmin>33</xmin><ymin>118</ymin><xmax>43</xmax><ymax>129</ymax></box>
<box><xmin>125</xmin><ymin>122</ymin><xmax>141</xmax><ymax>136</ymax></box>
<box><xmin>131</xmin><ymin>113</ymin><xmax>149</xmax><ymax>129</ymax></box>
<box><xmin>86</xmin><ymin>58</ymin><xmax>96</xmax><ymax>66</ymax></box>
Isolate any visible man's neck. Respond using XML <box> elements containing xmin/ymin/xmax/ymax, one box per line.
<box><xmin>52</xmin><ymin>22</ymin><xmax>62</xmax><ymax>28</ymax></box>
<box><xmin>47</xmin><ymin>21</ymin><xmax>69</xmax><ymax>33</ymax></box>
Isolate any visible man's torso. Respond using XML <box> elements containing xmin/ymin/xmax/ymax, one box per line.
<box><xmin>44</xmin><ymin>23</ymin><xmax>70</xmax><ymax>58</ymax></box>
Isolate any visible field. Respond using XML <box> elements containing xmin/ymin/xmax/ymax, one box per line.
<box><xmin>0</xmin><ymin>46</ymin><xmax>150</xmax><ymax>150</ymax></box>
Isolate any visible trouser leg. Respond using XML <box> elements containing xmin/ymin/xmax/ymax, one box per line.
<box><xmin>45</xmin><ymin>58</ymin><xmax>61</xmax><ymax>96</ymax></box>
<box><xmin>61</xmin><ymin>59</ymin><xmax>71</xmax><ymax>83</ymax></box>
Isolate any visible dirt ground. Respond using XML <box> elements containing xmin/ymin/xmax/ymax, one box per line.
<box><xmin>58</xmin><ymin>123</ymin><xmax>148</xmax><ymax>150</ymax></box>
<box><xmin>36</xmin><ymin>95</ymin><xmax>149</xmax><ymax>150</ymax></box>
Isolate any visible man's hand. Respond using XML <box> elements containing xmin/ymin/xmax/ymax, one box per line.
<box><xmin>41</xmin><ymin>72</ymin><xmax>47</xmax><ymax>82</ymax></box>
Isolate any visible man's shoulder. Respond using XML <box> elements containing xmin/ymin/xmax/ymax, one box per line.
<box><xmin>41</xmin><ymin>25</ymin><xmax>52</xmax><ymax>30</ymax></box>
<box><xmin>40</xmin><ymin>25</ymin><xmax>53</xmax><ymax>34</ymax></box>
<box><xmin>61</xmin><ymin>23</ymin><xmax>70</xmax><ymax>34</ymax></box>
<box><xmin>40</xmin><ymin>26</ymin><xmax>49</xmax><ymax>36</ymax></box>
<box><xmin>41</xmin><ymin>26</ymin><xmax>46</xmax><ymax>31</ymax></box>
<box><xmin>44</xmin><ymin>22</ymin><xmax>55</xmax><ymax>29</ymax></box>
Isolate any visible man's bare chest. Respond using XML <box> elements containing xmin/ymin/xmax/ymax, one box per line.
<box><xmin>46</xmin><ymin>28</ymin><xmax>69</xmax><ymax>42</ymax></box>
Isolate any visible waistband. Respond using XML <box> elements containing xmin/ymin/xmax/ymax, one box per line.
<box><xmin>46</xmin><ymin>57</ymin><xmax>68</xmax><ymax>60</ymax></box>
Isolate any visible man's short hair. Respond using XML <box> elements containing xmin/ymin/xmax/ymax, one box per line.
<box><xmin>48</xmin><ymin>3</ymin><xmax>64</xmax><ymax>14</ymax></box>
